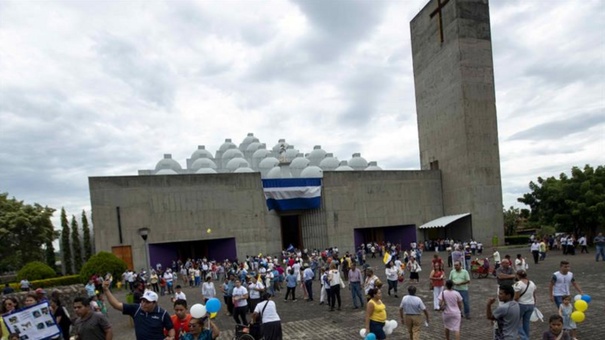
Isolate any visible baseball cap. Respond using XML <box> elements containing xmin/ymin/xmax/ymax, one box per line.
<box><xmin>35</xmin><ymin>288</ymin><xmax>46</xmax><ymax>295</ymax></box>
<box><xmin>142</xmin><ymin>290</ymin><xmax>158</xmax><ymax>302</ymax></box>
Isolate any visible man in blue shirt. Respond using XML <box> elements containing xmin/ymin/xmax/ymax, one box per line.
<box><xmin>103</xmin><ymin>280</ymin><xmax>175</xmax><ymax>340</ymax></box>
<box><xmin>303</xmin><ymin>263</ymin><xmax>314</xmax><ymax>301</ymax></box>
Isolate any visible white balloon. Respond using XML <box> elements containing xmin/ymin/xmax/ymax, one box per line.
<box><xmin>574</xmin><ymin>294</ymin><xmax>582</xmax><ymax>302</ymax></box>
<box><xmin>385</xmin><ymin>327</ymin><xmax>393</xmax><ymax>335</ymax></box>
<box><xmin>190</xmin><ymin>304</ymin><xmax>207</xmax><ymax>318</ymax></box>
<box><xmin>359</xmin><ymin>328</ymin><xmax>366</xmax><ymax>338</ymax></box>
<box><xmin>388</xmin><ymin>319</ymin><xmax>398</xmax><ymax>329</ymax></box>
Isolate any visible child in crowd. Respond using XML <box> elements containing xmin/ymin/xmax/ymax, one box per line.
<box><xmin>558</xmin><ymin>296</ymin><xmax>577</xmax><ymax>340</ymax></box>
<box><xmin>542</xmin><ymin>314</ymin><xmax>571</xmax><ymax>340</ymax></box>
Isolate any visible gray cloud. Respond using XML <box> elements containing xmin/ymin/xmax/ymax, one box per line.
<box><xmin>92</xmin><ymin>33</ymin><xmax>176</xmax><ymax>108</ymax></box>
<box><xmin>508</xmin><ymin>110</ymin><xmax>605</xmax><ymax>140</ymax></box>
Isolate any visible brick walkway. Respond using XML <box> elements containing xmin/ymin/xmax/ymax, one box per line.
<box><xmin>106</xmin><ymin>246</ymin><xmax>602</xmax><ymax>339</ymax></box>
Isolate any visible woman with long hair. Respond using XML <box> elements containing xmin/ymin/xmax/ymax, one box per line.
<box><xmin>364</xmin><ymin>288</ymin><xmax>386</xmax><ymax>340</ymax></box>
<box><xmin>430</xmin><ymin>262</ymin><xmax>445</xmax><ymax>311</ymax></box>
<box><xmin>439</xmin><ymin>280</ymin><xmax>463</xmax><ymax>340</ymax></box>
<box><xmin>1</xmin><ymin>297</ymin><xmax>19</xmax><ymax>340</ymax></box>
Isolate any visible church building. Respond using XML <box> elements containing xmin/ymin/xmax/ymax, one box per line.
<box><xmin>89</xmin><ymin>0</ymin><xmax>504</xmax><ymax>270</ymax></box>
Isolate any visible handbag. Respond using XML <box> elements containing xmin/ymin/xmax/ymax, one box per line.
<box><xmin>530</xmin><ymin>307</ymin><xmax>544</xmax><ymax>322</ymax></box>
<box><xmin>415</xmin><ymin>263</ymin><xmax>422</xmax><ymax>273</ymax></box>
<box><xmin>438</xmin><ymin>291</ymin><xmax>446</xmax><ymax>311</ymax></box>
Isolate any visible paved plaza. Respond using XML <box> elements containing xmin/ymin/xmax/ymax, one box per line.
<box><xmin>106</xmin><ymin>246</ymin><xmax>603</xmax><ymax>339</ymax></box>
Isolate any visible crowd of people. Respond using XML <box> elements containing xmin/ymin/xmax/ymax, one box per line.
<box><xmin>1</xmin><ymin>234</ymin><xmax>599</xmax><ymax>340</ymax></box>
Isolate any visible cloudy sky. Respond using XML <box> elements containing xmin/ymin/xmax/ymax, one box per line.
<box><xmin>1</xmin><ymin>0</ymin><xmax>603</xmax><ymax>227</ymax></box>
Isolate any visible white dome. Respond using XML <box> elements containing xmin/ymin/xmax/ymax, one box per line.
<box><xmin>218</xmin><ymin>139</ymin><xmax>236</xmax><ymax>152</ymax></box>
<box><xmin>272</xmin><ymin>139</ymin><xmax>289</xmax><ymax>154</ymax></box>
<box><xmin>349</xmin><ymin>153</ymin><xmax>368</xmax><ymax>170</ymax></box>
<box><xmin>191</xmin><ymin>158</ymin><xmax>218</xmax><ymax>171</ymax></box>
<box><xmin>307</xmin><ymin>145</ymin><xmax>327</xmax><ymax>166</ymax></box>
<box><xmin>335</xmin><ymin>160</ymin><xmax>354</xmax><ymax>171</ymax></box>
<box><xmin>284</xmin><ymin>145</ymin><xmax>299</xmax><ymax>161</ymax></box>
<box><xmin>239</xmin><ymin>133</ymin><xmax>259</xmax><ymax>151</ymax></box>
<box><xmin>155</xmin><ymin>169</ymin><xmax>178</xmax><ymax>175</ymax></box>
<box><xmin>301</xmin><ymin>165</ymin><xmax>323</xmax><ymax>178</ymax></box>
<box><xmin>233</xmin><ymin>167</ymin><xmax>255</xmax><ymax>173</ymax></box>
<box><xmin>246</xmin><ymin>142</ymin><xmax>262</xmax><ymax>152</ymax></box>
<box><xmin>290</xmin><ymin>154</ymin><xmax>310</xmax><ymax>169</ymax></box>
<box><xmin>265</xmin><ymin>167</ymin><xmax>283</xmax><ymax>178</ymax></box>
<box><xmin>365</xmin><ymin>161</ymin><xmax>383</xmax><ymax>171</ymax></box>
<box><xmin>290</xmin><ymin>154</ymin><xmax>310</xmax><ymax>177</ymax></box>
<box><xmin>222</xmin><ymin>148</ymin><xmax>244</xmax><ymax>160</ymax></box>
<box><xmin>190</xmin><ymin>145</ymin><xmax>212</xmax><ymax>162</ymax></box>
<box><xmin>319</xmin><ymin>153</ymin><xmax>339</xmax><ymax>171</ymax></box>
<box><xmin>154</xmin><ymin>154</ymin><xmax>182</xmax><ymax>172</ymax></box>
<box><xmin>259</xmin><ymin>156</ymin><xmax>279</xmax><ymax>178</ymax></box>
<box><xmin>195</xmin><ymin>168</ymin><xmax>218</xmax><ymax>174</ymax></box>
<box><xmin>252</xmin><ymin>148</ymin><xmax>270</xmax><ymax>160</ymax></box>
<box><xmin>226</xmin><ymin>158</ymin><xmax>250</xmax><ymax>172</ymax></box>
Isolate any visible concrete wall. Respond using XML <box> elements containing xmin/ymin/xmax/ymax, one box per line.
<box><xmin>411</xmin><ymin>0</ymin><xmax>504</xmax><ymax>244</ymax></box>
<box><xmin>89</xmin><ymin>173</ymin><xmax>274</xmax><ymax>272</ymax></box>
<box><xmin>90</xmin><ymin>170</ymin><xmax>443</xmax><ymax>270</ymax></box>
<box><xmin>320</xmin><ymin>170</ymin><xmax>444</xmax><ymax>252</ymax></box>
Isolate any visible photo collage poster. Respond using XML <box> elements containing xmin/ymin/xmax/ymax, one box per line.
<box><xmin>2</xmin><ymin>301</ymin><xmax>60</xmax><ymax>340</ymax></box>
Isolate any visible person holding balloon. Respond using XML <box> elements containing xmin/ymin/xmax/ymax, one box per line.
<box><xmin>558</xmin><ymin>295</ymin><xmax>577</xmax><ymax>339</ymax></box>
<box><xmin>364</xmin><ymin>288</ymin><xmax>387</xmax><ymax>340</ymax></box>
<box><xmin>180</xmin><ymin>316</ymin><xmax>219</xmax><ymax>340</ymax></box>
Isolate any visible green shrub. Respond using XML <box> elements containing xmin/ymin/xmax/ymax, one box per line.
<box><xmin>17</xmin><ymin>261</ymin><xmax>57</xmax><ymax>281</ymax></box>
<box><xmin>505</xmin><ymin>235</ymin><xmax>529</xmax><ymax>245</ymax></box>
<box><xmin>80</xmin><ymin>252</ymin><xmax>127</xmax><ymax>283</ymax></box>
<box><xmin>6</xmin><ymin>275</ymin><xmax>82</xmax><ymax>291</ymax></box>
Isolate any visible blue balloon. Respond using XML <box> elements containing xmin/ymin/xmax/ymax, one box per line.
<box><xmin>365</xmin><ymin>333</ymin><xmax>376</xmax><ymax>340</ymax></box>
<box><xmin>205</xmin><ymin>298</ymin><xmax>222</xmax><ymax>313</ymax></box>
<box><xmin>581</xmin><ymin>294</ymin><xmax>591</xmax><ymax>303</ymax></box>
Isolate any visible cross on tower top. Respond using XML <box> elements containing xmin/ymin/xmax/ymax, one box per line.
<box><xmin>430</xmin><ymin>0</ymin><xmax>450</xmax><ymax>43</ymax></box>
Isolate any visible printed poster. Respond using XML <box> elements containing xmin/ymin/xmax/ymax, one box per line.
<box><xmin>2</xmin><ymin>301</ymin><xmax>61</xmax><ymax>340</ymax></box>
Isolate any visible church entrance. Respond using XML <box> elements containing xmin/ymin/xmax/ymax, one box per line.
<box><xmin>353</xmin><ymin>224</ymin><xmax>416</xmax><ymax>249</ymax></box>
<box><xmin>148</xmin><ymin>237</ymin><xmax>237</xmax><ymax>268</ymax></box>
<box><xmin>280</xmin><ymin>215</ymin><xmax>302</xmax><ymax>250</ymax></box>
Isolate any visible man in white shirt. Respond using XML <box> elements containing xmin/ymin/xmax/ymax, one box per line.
<box><xmin>530</xmin><ymin>240</ymin><xmax>540</xmax><ymax>264</ymax></box>
<box><xmin>173</xmin><ymin>285</ymin><xmax>186</xmax><ymax>302</ymax></box>
<box><xmin>164</xmin><ymin>269</ymin><xmax>175</xmax><ymax>295</ymax></box>
<box><xmin>578</xmin><ymin>235</ymin><xmax>588</xmax><ymax>254</ymax></box>
<box><xmin>232</xmin><ymin>279</ymin><xmax>249</xmax><ymax>325</ymax></box>
<box><xmin>549</xmin><ymin>260</ymin><xmax>583</xmax><ymax>308</ymax></box>
<box><xmin>491</xmin><ymin>248</ymin><xmax>501</xmax><ymax>276</ymax></box>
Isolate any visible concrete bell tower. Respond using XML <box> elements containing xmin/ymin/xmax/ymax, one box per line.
<box><xmin>411</xmin><ymin>0</ymin><xmax>504</xmax><ymax>244</ymax></box>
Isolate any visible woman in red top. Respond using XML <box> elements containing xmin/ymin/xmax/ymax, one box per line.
<box><xmin>430</xmin><ymin>262</ymin><xmax>445</xmax><ymax>311</ymax></box>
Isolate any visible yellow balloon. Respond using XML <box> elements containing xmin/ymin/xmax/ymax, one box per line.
<box><xmin>207</xmin><ymin>228</ymin><xmax>211</xmax><ymax>234</ymax></box>
<box><xmin>574</xmin><ymin>299</ymin><xmax>588</xmax><ymax>312</ymax></box>
<box><xmin>571</xmin><ymin>311</ymin><xmax>585</xmax><ymax>323</ymax></box>
<box><xmin>210</xmin><ymin>312</ymin><xmax>217</xmax><ymax>319</ymax></box>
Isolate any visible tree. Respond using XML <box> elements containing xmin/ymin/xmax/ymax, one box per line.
<box><xmin>81</xmin><ymin>210</ymin><xmax>92</xmax><ymax>261</ymax></box>
<box><xmin>0</xmin><ymin>193</ymin><xmax>57</xmax><ymax>272</ymax></box>
<box><xmin>518</xmin><ymin>164</ymin><xmax>605</xmax><ymax>239</ymax></box>
<box><xmin>503</xmin><ymin>206</ymin><xmax>521</xmax><ymax>236</ymax></box>
<box><xmin>43</xmin><ymin>213</ymin><xmax>58</xmax><ymax>271</ymax></box>
<box><xmin>60</xmin><ymin>208</ymin><xmax>73</xmax><ymax>275</ymax></box>
<box><xmin>71</xmin><ymin>215</ymin><xmax>82</xmax><ymax>272</ymax></box>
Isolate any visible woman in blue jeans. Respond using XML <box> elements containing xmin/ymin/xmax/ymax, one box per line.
<box><xmin>513</xmin><ymin>270</ymin><xmax>537</xmax><ymax>340</ymax></box>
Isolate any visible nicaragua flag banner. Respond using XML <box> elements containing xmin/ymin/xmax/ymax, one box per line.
<box><xmin>262</xmin><ymin>178</ymin><xmax>322</xmax><ymax>211</ymax></box>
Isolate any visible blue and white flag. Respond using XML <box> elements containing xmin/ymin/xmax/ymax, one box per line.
<box><xmin>262</xmin><ymin>178</ymin><xmax>322</xmax><ymax>211</ymax></box>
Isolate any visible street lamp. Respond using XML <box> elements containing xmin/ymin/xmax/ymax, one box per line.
<box><xmin>138</xmin><ymin>228</ymin><xmax>151</xmax><ymax>280</ymax></box>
